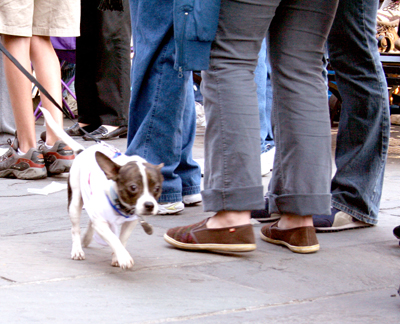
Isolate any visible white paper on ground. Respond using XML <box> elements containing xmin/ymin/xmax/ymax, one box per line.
<box><xmin>27</xmin><ymin>181</ymin><xmax>67</xmax><ymax>195</ymax></box>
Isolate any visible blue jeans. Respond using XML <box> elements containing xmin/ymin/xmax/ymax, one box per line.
<box><xmin>327</xmin><ymin>0</ymin><xmax>390</xmax><ymax>224</ymax></box>
<box><xmin>255</xmin><ymin>39</ymin><xmax>274</xmax><ymax>153</ymax></box>
<box><xmin>126</xmin><ymin>0</ymin><xmax>201</xmax><ymax>203</ymax></box>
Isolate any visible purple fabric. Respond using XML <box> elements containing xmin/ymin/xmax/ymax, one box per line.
<box><xmin>50</xmin><ymin>37</ymin><xmax>76</xmax><ymax>63</ymax></box>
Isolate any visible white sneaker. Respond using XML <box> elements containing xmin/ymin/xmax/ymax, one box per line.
<box><xmin>182</xmin><ymin>193</ymin><xmax>202</xmax><ymax>206</ymax></box>
<box><xmin>378</xmin><ymin>0</ymin><xmax>400</xmax><ymax>26</ymax></box>
<box><xmin>260</xmin><ymin>146</ymin><xmax>275</xmax><ymax>176</ymax></box>
<box><xmin>158</xmin><ymin>201</ymin><xmax>184</xmax><ymax>215</ymax></box>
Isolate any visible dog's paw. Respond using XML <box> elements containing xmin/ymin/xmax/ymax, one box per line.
<box><xmin>111</xmin><ymin>251</ymin><xmax>134</xmax><ymax>269</ymax></box>
<box><xmin>71</xmin><ymin>248</ymin><xmax>85</xmax><ymax>260</ymax></box>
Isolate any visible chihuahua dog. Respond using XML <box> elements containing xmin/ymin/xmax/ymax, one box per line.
<box><xmin>40</xmin><ymin>108</ymin><xmax>163</xmax><ymax>269</ymax></box>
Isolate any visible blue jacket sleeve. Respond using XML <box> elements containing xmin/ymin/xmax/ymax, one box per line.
<box><xmin>173</xmin><ymin>0</ymin><xmax>221</xmax><ymax>71</ymax></box>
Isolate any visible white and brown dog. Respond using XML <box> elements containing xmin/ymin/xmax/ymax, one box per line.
<box><xmin>40</xmin><ymin>108</ymin><xmax>163</xmax><ymax>269</ymax></box>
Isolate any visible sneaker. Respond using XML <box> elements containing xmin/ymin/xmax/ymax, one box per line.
<box><xmin>0</xmin><ymin>139</ymin><xmax>47</xmax><ymax>180</ymax></box>
<box><xmin>377</xmin><ymin>0</ymin><xmax>400</xmax><ymax>27</ymax></box>
<box><xmin>251</xmin><ymin>196</ymin><xmax>281</xmax><ymax>222</ymax></box>
<box><xmin>261</xmin><ymin>145</ymin><xmax>275</xmax><ymax>176</ymax></box>
<box><xmin>313</xmin><ymin>207</ymin><xmax>372</xmax><ymax>232</ymax></box>
<box><xmin>182</xmin><ymin>193</ymin><xmax>202</xmax><ymax>206</ymax></box>
<box><xmin>260</xmin><ymin>221</ymin><xmax>320</xmax><ymax>254</ymax></box>
<box><xmin>164</xmin><ymin>218</ymin><xmax>256</xmax><ymax>252</ymax></box>
<box><xmin>38</xmin><ymin>140</ymin><xmax>75</xmax><ymax>175</ymax></box>
<box><xmin>158</xmin><ymin>201</ymin><xmax>185</xmax><ymax>215</ymax></box>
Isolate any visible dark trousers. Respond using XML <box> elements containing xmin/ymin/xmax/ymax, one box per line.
<box><xmin>75</xmin><ymin>0</ymin><xmax>131</xmax><ymax>127</ymax></box>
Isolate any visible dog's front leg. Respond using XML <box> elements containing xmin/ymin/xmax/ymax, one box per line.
<box><xmin>69</xmin><ymin>189</ymin><xmax>85</xmax><ymax>260</ymax></box>
<box><xmin>91</xmin><ymin>219</ymin><xmax>134</xmax><ymax>269</ymax></box>
<box><xmin>119</xmin><ymin>220</ymin><xmax>138</xmax><ymax>247</ymax></box>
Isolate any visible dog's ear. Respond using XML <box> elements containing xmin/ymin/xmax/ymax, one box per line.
<box><xmin>95</xmin><ymin>151</ymin><xmax>121</xmax><ymax>181</ymax></box>
<box><xmin>156</xmin><ymin>163</ymin><xmax>164</xmax><ymax>170</ymax></box>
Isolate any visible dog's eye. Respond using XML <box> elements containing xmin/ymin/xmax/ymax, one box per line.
<box><xmin>131</xmin><ymin>185</ymin><xmax>138</xmax><ymax>192</ymax></box>
<box><xmin>154</xmin><ymin>186</ymin><xmax>161</xmax><ymax>194</ymax></box>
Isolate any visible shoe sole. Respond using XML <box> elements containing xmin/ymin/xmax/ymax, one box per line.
<box><xmin>0</xmin><ymin>167</ymin><xmax>47</xmax><ymax>180</ymax></box>
<box><xmin>158</xmin><ymin>208</ymin><xmax>184</xmax><ymax>215</ymax></box>
<box><xmin>260</xmin><ymin>231</ymin><xmax>319</xmax><ymax>254</ymax></box>
<box><xmin>46</xmin><ymin>159</ymin><xmax>73</xmax><ymax>175</ymax></box>
<box><xmin>164</xmin><ymin>234</ymin><xmax>256</xmax><ymax>252</ymax></box>
<box><xmin>182</xmin><ymin>199</ymin><xmax>202</xmax><ymax>206</ymax></box>
<box><xmin>315</xmin><ymin>222</ymin><xmax>372</xmax><ymax>233</ymax></box>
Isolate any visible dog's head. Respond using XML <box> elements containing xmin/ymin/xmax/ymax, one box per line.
<box><xmin>95</xmin><ymin>152</ymin><xmax>164</xmax><ymax>216</ymax></box>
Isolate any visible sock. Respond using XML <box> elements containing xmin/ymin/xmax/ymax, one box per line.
<box><xmin>17</xmin><ymin>148</ymin><xmax>26</xmax><ymax>155</ymax></box>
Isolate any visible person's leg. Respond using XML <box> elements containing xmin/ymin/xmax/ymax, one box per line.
<box><xmin>75</xmin><ymin>0</ymin><xmax>102</xmax><ymax>127</ymax></box>
<box><xmin>267</xmin><ymin>0</ymin><xmax>337</xmax><ymax>221</ymax></box>
<box><xmin>30</xmin><ymin>35</ymin><xmax>63</xmax><ymax>147</ymax></box>
<box><xmin>255</xmin><ymin>38</ymin><xmax>275</xmax><ymax>176</ymax></box>
<box><xmin>126</xmin><ymin>0</ymin><xmax>200</xmax><ymax>206</ymax></box>
<box><xmin>1</xmin><ymin>35</ymin><xmax>36</xmax><ymax>153</ymax></box>
<box><xmin>256</xmin><ymin>39</ymin><xmax>274</xmax><ymax>153</ymax></box>
<box><xmin>0</xmin><ymin>54</ymin><xmax>15</xmax><ymax>143</ymax></box>
<box><xmin>327</xmin><ymin>0</ymin><xmax>390</xmax><ymax>225</ymax></box>
<box><xmin>95</xmin><ymin>0</ymin><xmax>131</xmax><ymax>128</ymax></box>
<box><xmin>175</xmin><ymin>77</ymin><xmax>202</xmax><ymax>200</ymax></box>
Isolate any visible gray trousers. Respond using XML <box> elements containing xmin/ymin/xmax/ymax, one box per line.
<box><xmin>201</xmin><ymin>0</ymin><xmax>337</xmax><ymax>215</ymax></box>
<box><xmin>0</xmin><ymin>54</ymin><xmax>15</xmax><ymax>143</ymax></box>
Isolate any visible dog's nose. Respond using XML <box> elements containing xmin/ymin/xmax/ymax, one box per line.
<box><xmin>144</xmin><ymin>202</ymin><xmax>154</xmax><ymax>211</ymax></box>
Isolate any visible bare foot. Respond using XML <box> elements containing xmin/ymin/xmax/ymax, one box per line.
<box><xmin>277</xmin><ymin>214</ymin><xmax>313</xmax><ymax>229</ymax></box>
<box><xmin>206</xmin><ymin>210</ymin><xmax>251</xmax><ymax>229</ymax></box>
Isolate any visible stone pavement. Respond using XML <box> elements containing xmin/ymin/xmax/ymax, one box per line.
<box><xmin>1</xmin><ymin>118</ymin><xmax>400</xmax><ymax>323</ymax></box>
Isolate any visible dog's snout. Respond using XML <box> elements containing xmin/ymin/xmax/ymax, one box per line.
<box><xmin>144</xmin><ymin>201</ymin><xmax>154</xmax><ymax>211</ymax></box>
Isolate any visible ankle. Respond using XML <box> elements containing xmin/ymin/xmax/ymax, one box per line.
<box><xmin>206</xmin><ymin>210</ymin><xmax>251</xmax><ymax>229</ymax></box>
<box><xmin>278</xmin><ymin>214</ymin><xmax>313</xmax><ymax>229</ymax></box>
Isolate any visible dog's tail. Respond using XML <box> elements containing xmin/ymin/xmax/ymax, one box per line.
<box><xmin>39</xmin><ymin>107</ymin><xmax>85</xmax><ymax>154</ymax></box>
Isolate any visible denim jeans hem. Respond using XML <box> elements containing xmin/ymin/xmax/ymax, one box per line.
<box><xmin>202</xmin><ymin>186</ymin><xmax>264</xmax><ymax>212</ymax></box>
<box><xmin>331</xmin><ymin>200</ymin><xmax>378</xmax><ymax>225</ymax></box>
<box><xmin>182</xmin><ymin>185</ymin><xmax>201</xmax><ymax>197</ymax></box>
<box><xmin>158</xmin><ymin>194</ymin><xmax>182</xmax><ymax>204</ymax></box>
<box><xmin>268</xmin><ymin>194</ymin><xmax>332</xmax><ymax>216</ymax></box>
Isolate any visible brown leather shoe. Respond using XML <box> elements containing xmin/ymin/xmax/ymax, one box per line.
<box><xmin>164</xmin><ymin>218</ymin><xmax>256</xmax><ymax>252</ymax></box>
<box><xmin>260</xmin><ymin>221</ymin><xmax>319</xmax><ymax>253</ymax></box>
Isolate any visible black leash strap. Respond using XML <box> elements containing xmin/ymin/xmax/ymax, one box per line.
<box><xmin>0</xmin><ymin>39</ymin><xmax>100</xmax><ymax>143</ymax></box>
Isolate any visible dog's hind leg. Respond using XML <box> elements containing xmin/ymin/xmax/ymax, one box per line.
<box><xmin>82</xmin><ymin>219</ymin><xmax>94</xmax><ymax>247</ymax></box>
<box><xmin>68</xmin><ymin>173</ymin><xmax>85</xmax><ymax>260</ymax></box>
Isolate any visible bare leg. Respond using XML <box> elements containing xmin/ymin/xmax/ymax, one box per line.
<box><xmin>1</xmin><ymin>35</ymin><xmax>36</xmax><ymax>153</ymax></box>
<box><xmin>30</xmin><ymin>36</ymin><xmax>63</xmax><ymax>147</ymax></box>
<box><xmin>206</xmin><ymin>211</ymin><xmax>313</xmax><ymax>230</ymax></box>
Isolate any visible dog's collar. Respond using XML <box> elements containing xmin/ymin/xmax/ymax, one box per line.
<box><xmin>106</xmin><ymin>185</ymin><xmax>135</xmax><ymax>218</ymax></box>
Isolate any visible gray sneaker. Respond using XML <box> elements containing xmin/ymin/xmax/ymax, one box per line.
<box><xmin>0</xmin><ymin>139</ymin><xmax>47</xmax><ymax>180</ymax></box>
<box><xmin>38</xmin><ymin>140</ymin><xmax>75</xmax><ymax>175</ymax></box>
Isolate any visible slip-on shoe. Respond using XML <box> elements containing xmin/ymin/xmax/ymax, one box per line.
<box><xmin>40</xmin><ymin>122</ymin><xmax>99</xmax><ymax>141</ymax></box>
<box><xmin>164</xmin><ymin>218</ymin><xmax>256</xmax><ymax>252</ymax></box>
<box><xmin>260</xmin><ymin>221</ymin><xmax>319</xmax><ymax>253</ymax></box>
<box><xmin>83</xmin><ymin>125</ymin><xmax>128</xmax><ymax>141</ymax></box>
